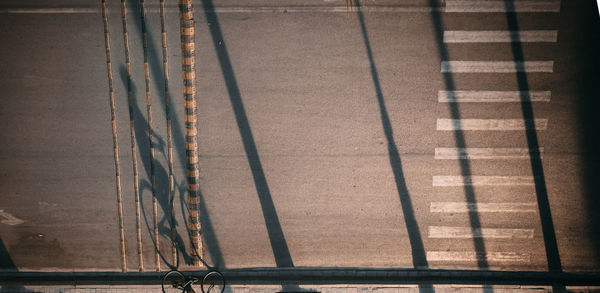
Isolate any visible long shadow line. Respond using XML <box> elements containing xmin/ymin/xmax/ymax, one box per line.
<box><xmin>199</xmin><ymin>0</ymin><xmax>295</xmax><ymax>270</ymax></box>
<box><xmin>503</xmin><ymin>0</ymin><xmax>563</xmax><ymax>289</ymax></box>
<box><xmin>428</xmin><ymin>0</ymin><xmax>491</xmax><ymax>280</ymax></box>
<box><xmin>354</xmin><ymin>3</ymin><xmax>433</xmax><ymax>292</ymax></box>
<box><xmin>124</xmin><ymin>0</ymin><xmax>224</xmax><ymax>268</ymax></box>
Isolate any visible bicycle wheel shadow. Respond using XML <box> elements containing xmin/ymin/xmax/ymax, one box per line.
<box><xmin>118</xmin><ymin>64</ymin><xmax>192</xmax><ymax>268</ymax></box>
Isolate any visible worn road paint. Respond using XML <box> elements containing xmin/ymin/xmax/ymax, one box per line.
<box><xmin>436</xmin><ymin>119</ymin><xmax>548</xmax><ymax>131</ymax></box>
<box><xmin>432</xmin><ymin>175</ymin><xmax>536</xmax><ymax>186</ymax></box>
<box><xmin>434</xmin><ymin>147</ymin><xmax>543</xmax><ymax>159</ymax></box>
<box><xmin>438</xmin><ymin>91</ymin><xmax>551</xmax><ymax>103</ymax></box>
<box><xmin>444</xmin><ymin>30</ymin><xmax>557</xmax><ymax>43</ymax></box>
<box><xmin>430</xmin><ymin>202</ymin><xmax>538</xmax><ymax>213</ymax></box>
<box><xmin>441</xmin><ymin>61</ymin><xmax>554</xmax><ymax>73</ymax></box>
<box><xmin>427</xmin><ymin>251</ymin><xmax>531</xmax><ymax>263</ymax></box>
<box><xmin>428</xmin><ymin>226</ymin><xmax>534</xmax><ymax>239</ymax></box>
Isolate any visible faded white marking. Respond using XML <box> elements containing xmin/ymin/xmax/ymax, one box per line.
<box><xmin>434</xmin><ymin>147</ymin><xmax>543</xmax><ymax>159</ymax></box>
<box><xmin>0</xmin><ymin>8</ymin><xmax>97</xmax><ymax>14</ymax></box>
<box><xmin>432</xmin><ymin>175</ymin><xmax>536</xmax><ymax>186</ymax></box>
<box><xmin>445</xmin><ymin>1</ymin><xmax>561</xmax><ymax>13</ymax></box>
<box><xmin>427</xmin><ymin>251</ymin><xmax>531</xmax><ymax>263</ymax></box>
<box><xmin>429</xmin><ymin>226</ymin><xmax>534</xmax><ymax>239</ymax></box>
<box><xmin>0</xmin><ymin>209</ymin><xmax>24</xmax><ymax>226</ymax></box>
<box><xmin>430</xmin><ymin>202</ymin><xmax>538</xmax><ymax>213</ymax></box>
<box><xmin>444</xmin><ymin>30</ymin><xmax>557</xmax><ymax>43</ymax></box>
<box><xmin>0</xmin><ymin>6</ymin><xmax>442</xmax><ymax>14</ymax></box>
<box><xmin>441</xmin><ymin>61</ymin><xmax>554</xmax><ymax>73</ymax></box>
<box><xmin>436</xmin><ymin>119</ymin><xmax>548</xmax><ymax>131</ymax></box>
<box><xmin>438</xmin><ymin>91</ymin><xmax>551</xmax><ymax>103</ymax></box>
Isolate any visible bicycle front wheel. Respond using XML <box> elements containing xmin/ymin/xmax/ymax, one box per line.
<box><xmin>201</xmin><ymin>270</ymin><xmax>225</xmax><ymax>293</ymax></box>
<box><xmin>162</xmin><ymin>270</ymin><xmax>186</xmax><ymax>293</ymax></box>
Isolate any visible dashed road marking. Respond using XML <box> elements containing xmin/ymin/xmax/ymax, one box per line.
<box><xmin>430</xmin><ymin>202</ymin><xmax>538</xmax><ymax>213</ymax></box>
<box><xmin>441</xmin><ymin>61</ymin><xmax>554</xmax><ymax>73</ymax></box>
<box><xmin>436</xmin><ymin>119</ymin><xmax>548</xmax><ymax>131</ymax></box>
<box><xmin>427</xmin><ymin>251</ymin><xmax>531</xmax><ymax>263</ymax></box>
<box><xmin>432</xmin><ymin>175</ymin><xmax>536</xmax><ymax>186</ymax></box>
<box><xmin>434</xmin><ymin>147</ymin><xmax>543</xmax><ymax>159</ymax></box>
<box><xmin>428</xmin><ymin>226</ymin><xmax>534</xmax><ymax>239</ymax></box>
<box><xmin>444</xmin><ymin>30</ymin><xmax>557</xmax><ymax>43</ymax></box>
<box><xmin>438</xmin><ymin>91</ymin><xmax>551</xmax><ymax>103</ymax></box>
<box><xmin>445</xmin><ymin>1</ymin><xmax>561</xmax><ymax>13</ymax></box>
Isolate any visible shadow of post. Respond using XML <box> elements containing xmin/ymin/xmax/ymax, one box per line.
<box><xmin>354</xmin><ymin>3</ymin><xmax>433</xmax><ymax>292</ymax></box>
<box><xmin>427</xmin><ymin>1</ymin><xmax>492</xmax><ymax>292</ymax></box>
<box><xmin>199</xmin><ymin>0</ymin><xmax>294</xmax><ymax>269</ymax></box>
<box><xmin>503</xmin><ymin>0</ymin><xmax>564</xmax><ymax>290</ymax></box>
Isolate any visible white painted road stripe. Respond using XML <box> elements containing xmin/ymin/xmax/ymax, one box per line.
<box><xmin>444</xmin><ymin>30</ymin><xmax>558</xmax><ymax>43</ymax></box>
<box><xmin>432</xmin><ymin>175</ymin><xmax>536</xmax><ymax>186</ymax></box>
<box><xmin>0</xmin><ymin>6</ymin><xmax>442</xmax><ymax>14</ymax></box>
<box><xmin>436</xmin><ymin>119</ymin><xmax>548</xmax><ymax>131</ymax></box>
<box><xmin>0</xmin><ymin>8</ymin><xmax>98</xmax><ymax>14</ymax></box>
<box><xmin>429</xmin><ymin>226</ymin><xmax>534</xmax><ymax>239</ymax></box>
<box><xmin>445</xmin><ymin>1</ymin><xmax>561</xmax><ymax>13</ymax></box>
<box><xmin>438</xmin><ymin>91</ymin><xmax>551</xmax><ymax>103</ymax></box>
<box><xmin>427</xmin><ymin>251</ymin><xmax>531</xmax><ymax>263</ymax></box>
<box><xmin>441</xmin><ymin>61</ymin><xmax>554</xmax><ymax>73</ymax></box>
<box><xmin>435</xmin><ymin>147</ymin><xmax>543</xmax><ymax>159</ymax></box>
<box><xmin>430</xmin><ymin>202</ymin><xmax>538</xmax><ymax>213</ymax></box>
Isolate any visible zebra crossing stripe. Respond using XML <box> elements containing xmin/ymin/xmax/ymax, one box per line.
<box><xmin>444</xmin><ymin>30</ymin><xmax>557</xmax><ymax>43</ymax></box>
<box><xmin>430</xmin><ymin>202</ymin><xmax>538</xmax><ymax>213</ymax></box>
<box><xmin>438</xmin><ymin>91</ymin><xmax>551</xmax><ymax>103</ymax></box>
<box><xmin>436</xmin><ymin>119</ymin><xmax>548</xmax><ymax>131</ymax></box>
<box><xmin>441</xmin><ymin>61</ymin><xmax>553</xmax><ymax>73</ymax></box>
<box><xmin>434</xmin><ymin>147</ymin><xmax>543</xmax><ymax>159</ymax></box>
<box><xmin>428</xmin><ymin>226</ymin><xmax>534</xmax><ymax>239</ymax></box>
<box><xmin>444</xmin><ymin>1</ymin><xmax>561</xmax><ymax>13</ymax></box>
<box><xmin>433</xmin><ymin>175</ymin><xmax>536</xmax><ymax>186</ymax></box>
<box><xmin>427</xmin><ymin>251</ymin><xmax>531</xmax><ymax>263</ymax></box>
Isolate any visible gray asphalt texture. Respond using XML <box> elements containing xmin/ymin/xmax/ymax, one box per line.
<box><xmin>0</xmin><ymin>0</ymin><xmax>599</xmax><ymax>274</ymax></box>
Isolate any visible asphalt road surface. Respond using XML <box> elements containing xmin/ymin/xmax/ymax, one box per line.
<box><xmin>0</xmin><ymin>0</ymin><xmax>599</xmax><ymax>274</ymax></box>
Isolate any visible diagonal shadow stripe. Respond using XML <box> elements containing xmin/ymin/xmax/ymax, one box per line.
<box><xmin>354</xmin><ymin>3</ymin><xmax>433</xmax><ymax>292</ymax></box>
<box><xmin>200</xmin><ymin>0</ymin><xmax>295</xmax><ymax>269</ymax></box>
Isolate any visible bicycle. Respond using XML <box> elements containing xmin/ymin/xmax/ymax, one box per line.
<box><xmin>162</xmin><ymin>269</ymin><xmax>225</xmax><ymax>293</ymax></box>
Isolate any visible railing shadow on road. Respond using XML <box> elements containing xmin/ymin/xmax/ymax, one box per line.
<box><xmin>427</xmin><ymin>0</ymin><xmax>490</xmax><ymax>269</ymax></box>
<box><xmin>502</xmin><ymin>0</ymin><xmax>563</xmax><ymax>276</ymax></box>
<box><xmin>122</xmin><ymin>0</ymin><xmax>225</xmax><ymax>270</ymax></box>
<box><xmin>427</xmin><ymin>1</ymin><xmax>493</xmax><ymax>292</ymax></box>
<box><xmin>571</xmin><ymin>0</ymin><xmax>600</xmax><ymax>265</ymax></box>
<box><xmin>199</xmin><ymin>1</ymin><xmax>305</xmax><ymax>291</ymax></box>
<box><xmin>353</xmin><ymin>2</ymin><xmax>433</xmax><ymax>292</ymax></box>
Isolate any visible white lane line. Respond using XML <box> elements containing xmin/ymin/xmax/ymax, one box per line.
<box><xmin>429</xmin><ymin>226</ymin><xmax>534</xmax><ymax>239</ymax></box>
<box><xmin>428</xmin><ymin>251</ymin><xmax>531</xmax><ymax>263</ymax></box>
<box><xmin>444</xmin><ymin>30</ymin><xmax>558</xmax><ymax>43</ymax></box>
<box><xmin>445</xmin><ymin>1</ymin><xmax>561</xmax><ymax>13</ymax></box>
<box><xmin>441</xmin><ymin>61</ymin><xmax>554</xmax><ymax>73</ymax></box>
<box><xmin>0</xmin><ymin>6</ymin><xmax>442</xmax><ymax>14</ymax></box>
<box><xmin>434</xmin><ymin>147</ymin><xmax>543</xmax><ymax>159</ymax></box>
<box><xmin>438</xmin><ymin>91</ymin><xmax>551</xmax><ymax>103</ymax></box>
<box><xmin>0</xmin><ymin>8</ymin><xmax>98</xmax><ymax>14</ymax></box>
<box><xmin>430</xmin><ymin>202</ymin><xmax>538</xmax><ymax>213</ymax></box>
<box><xmin>427</xmin><ymin>251</ymin><xmax>531</xmax><ymax>263</ymax></box>
<box><xmin>436</xmin><ymin>119</ymin><xmax>548</xmax><ymax>131</ymax></box>
<box><xmin>432</xmin><ymin>175</ymin><xmax>536</xmax><ymax>186</ymax></box>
